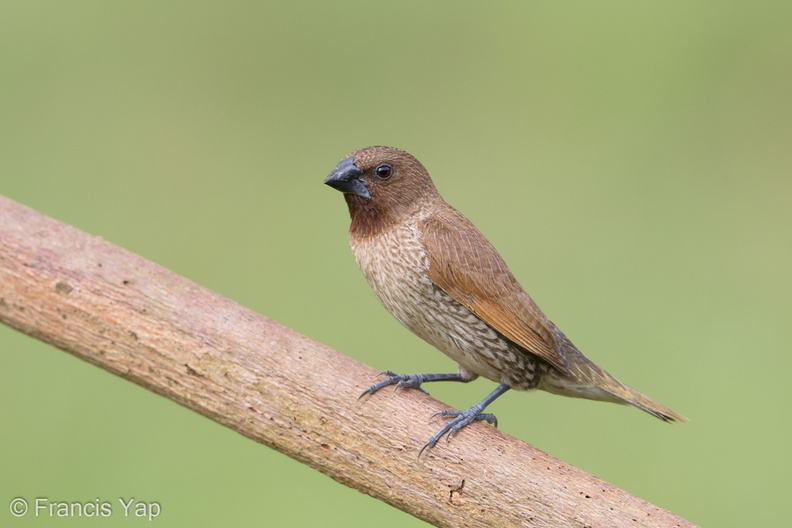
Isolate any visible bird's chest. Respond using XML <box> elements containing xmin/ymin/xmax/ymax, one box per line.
<box><xmin>350</xmin><ymin>224</ymin><xmax>435</xmax><ymax>331</ymax></box>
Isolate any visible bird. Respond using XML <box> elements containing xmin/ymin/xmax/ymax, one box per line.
<box><xmin>323</xmin><ymin>146</ymin><xmax>687</xmax><ymax>454</ymax></box>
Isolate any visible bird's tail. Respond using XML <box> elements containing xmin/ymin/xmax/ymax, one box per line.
<box><xmin>539</xmin><ymin>331</ymin><xmax>688</xmax><ymax>422</ymax></box>
<box><xmin>540</xmin><ymin>352</ymin><xmax>688</xmax><ymax>422</ymax></box>
<box><xmin>602</xmin><ymin>378</ymin><xmax>689</xmax><ymax>423</ymax></box>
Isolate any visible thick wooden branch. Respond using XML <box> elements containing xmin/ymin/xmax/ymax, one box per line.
<box><xmin>0</xmin><ymin>195</ymin><xmax>696</xmax><ymax>528</ymax></box>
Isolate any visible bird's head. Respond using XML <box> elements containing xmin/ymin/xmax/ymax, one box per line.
<box><xmin>324</xmin><ymin>146</ymin><xmax>442</xmax><ymax>237</ymax></box>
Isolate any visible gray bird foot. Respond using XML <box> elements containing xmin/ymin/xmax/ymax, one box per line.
<box><xmin>358</xmin><ymin>370</ymin><xmax>427</xmax><ymax>397</ymax></box>
<box><xmin>419</xmin><ymin>409</ymin><xmax>498</xmax><ymax>456</ymax></box>
<box><xmin>358</xmin><ymin>371</ymin><xmax>467</xmax><ymax>399</ymax></box>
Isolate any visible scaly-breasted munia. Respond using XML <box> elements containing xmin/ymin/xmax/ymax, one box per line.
<box><xmin>324</xmin><ymin>146</ymin><xmax>686</xmax><ymax>453</ymax></box>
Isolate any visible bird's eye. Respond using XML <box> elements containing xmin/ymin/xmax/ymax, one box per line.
<box><xmin>374</xmin><ymin>163</ymin><xmax>393</xmax><ymax>180</ymax></box>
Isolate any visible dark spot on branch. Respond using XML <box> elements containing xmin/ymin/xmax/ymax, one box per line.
<box><xmin>449</xmin><ymin>479</ymin><xmax>465</xmax><ymax>503</ymax></box>
<box><xmin>54</xmin><ymin>281</ymin><xmax>73</xmax><ymax>294</ymax></box>
<box><xmin>185</xmin><ymin>364</ymin><xmax>203</xmax><ymax>377</ymax></box>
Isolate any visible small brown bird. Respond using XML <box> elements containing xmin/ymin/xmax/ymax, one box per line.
<box><xmin>324</xmin><ymin>146</ymin><xmax>686</xmax><ymax>453</ymax></box>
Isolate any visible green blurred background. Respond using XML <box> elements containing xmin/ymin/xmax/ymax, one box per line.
<box><xmin>1</xmin><ymin>1</ymin><xmax>790</xmax><ymax>526</ymax></box>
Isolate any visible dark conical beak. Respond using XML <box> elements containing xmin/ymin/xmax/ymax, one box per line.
<box><xmin>323</xmin><ymin>157</ymin><xmax>370</xmax><ymax>198</ymax></box>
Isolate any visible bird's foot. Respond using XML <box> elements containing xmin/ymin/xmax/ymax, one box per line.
<box><xmin>358</xmin><ymin>371</ymin><xmax>432</xmax><ymax>398</ymax></box>
<box><xmin>359</xmin><ymin>371</ymin><xmax>468</xmax><ymax>399</ymax></box>
<box><xmin>419</xmin><ymin>408</ymin><xmax>499</xmax><ymax>457</ymax></box>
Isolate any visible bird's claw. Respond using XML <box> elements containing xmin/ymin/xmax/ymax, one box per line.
<box><xmin>358</xmin><ymin>371</ymin><xmax>429</xmax><ymax>400</ymax></box>
<box><xmin>431</xmin><ymin>409</ymin><xmax>498</xmax><ymax>428</ymax></box>
<box><xmin>418</xmin><ymin>409</ymin><xmax>499</xmax><ymax>457</ymax></box>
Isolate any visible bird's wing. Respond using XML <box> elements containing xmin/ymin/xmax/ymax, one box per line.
<box><xmin>421</xmin><ymin>209</ymin><xmax>571</xmax><ymax>375</ymax></box>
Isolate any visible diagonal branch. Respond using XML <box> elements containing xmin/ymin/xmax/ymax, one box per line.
<box><xmin>0</xmin><ymin>195</ymin><xmax>697</xmax><ymax>528</ymax></box>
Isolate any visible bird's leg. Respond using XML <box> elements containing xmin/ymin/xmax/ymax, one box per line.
<box><xmin>419</xmin><ymin>382</ymin><xmax>511</xmax><ymax>456</ymax></box>
<box><xmin>359</xmin><ymin>371</ymin><xmax>470</xmax><ymax>398</ymax></box>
